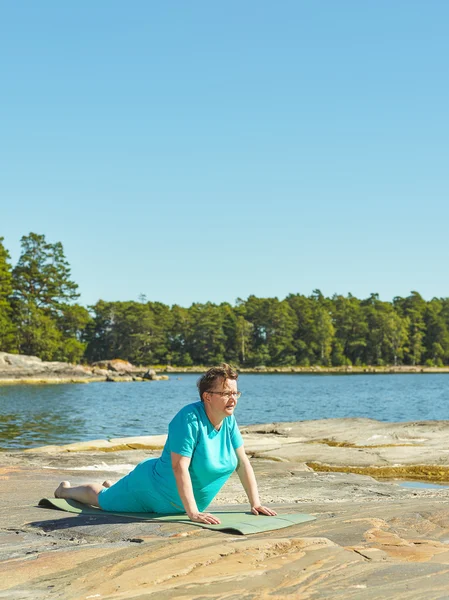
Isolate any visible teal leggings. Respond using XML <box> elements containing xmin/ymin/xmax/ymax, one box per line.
<box><xmin>98</xmin><ymin>458</ymin><xmax>184</xmax><ymax>514</ymax></box>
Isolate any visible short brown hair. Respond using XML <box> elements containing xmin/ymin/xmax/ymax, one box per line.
<box><xmin>197</xmin><ymin>363</ymin><xmax>238</xmax><ymax>402</ymax></box>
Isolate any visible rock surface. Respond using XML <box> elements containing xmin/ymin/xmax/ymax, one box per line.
<box><xmin>0</xmin><ymin>352</ymin><xmax>168</xmax><ymax>384</ymax></box>
<box><xmin>2</xmin><ymin>419</ymin><xmax>449</xmax><ymax>598</ymax></box>
<box><xmin>0</xmin><ymin>351</ymin><xmax>100</xmax><ymax>383</ymax></box>
<box><xmin>93</xmin><ymin>359</ymin><xmax>136</xmax><ymax>373</ymax></box>
<box><xmin>241</xmin><ymin>418</ymin><xmax>449</xmax><ymax>481</ymax></box>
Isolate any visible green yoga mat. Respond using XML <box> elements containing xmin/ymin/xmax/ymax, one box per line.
<box><xmin>38</xmin><ymin>498</ymin><xmax>316</xmax><ymax>535</ymax></box>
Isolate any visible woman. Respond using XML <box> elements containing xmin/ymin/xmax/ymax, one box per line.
<box><xmin>55</xmin><ymin>363</ymin><xmax>276</xmax><ymax>524</ymax></box>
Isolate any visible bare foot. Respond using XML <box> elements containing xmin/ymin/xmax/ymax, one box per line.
<box><xmin>102</xmin><ymin>480</ymin><xmax>112</xmax><ymax>488</ymax></box>
<box><xmin>54</xmin><ymin>481</ymin><xmax>71</xmax><ymax>498</ymax></box>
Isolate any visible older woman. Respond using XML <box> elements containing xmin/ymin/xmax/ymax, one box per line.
<box><xmin>55</xmin><ymin>363</ymin><xmax>276</xmax><ymax>524</ymax></box>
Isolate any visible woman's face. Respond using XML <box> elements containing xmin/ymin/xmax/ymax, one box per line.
<box><xmin>204</xmin><ymin>377</ymin><xmax>239</xmax><ymax>417</ymax></box>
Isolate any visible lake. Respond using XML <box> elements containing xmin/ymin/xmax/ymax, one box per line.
<box><xmin>1</xmin><ymin>373</ymin><xmax>448</xmax><ymax>450</ymax></box>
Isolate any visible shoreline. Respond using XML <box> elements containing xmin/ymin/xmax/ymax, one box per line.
<box><xmin>2</xmin><ymin>352</ymin><xmax>449</xmax><ymax>385</ymax></box>
<box><xmin>1</xmin><ymin>364</ymin><xmax>449</xmax><ymax>385</ymax></box>
<box><xmin>161</xmin><ymin>365</ymin><xmax>449</xmax><ymax>374</ymax></box>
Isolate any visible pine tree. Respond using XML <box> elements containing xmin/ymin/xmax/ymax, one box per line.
<box><xmin>13</xmin><ymin>233</ymin><xmax>79</xmax><ymax>312</ymax></box>
<box><xmin>12</xmin><ymin>233</ymin><xmax>83</xmax><ymax>359</ymax></box>
<box><xmin>0</xmin><ymin>237</ymin><xmax>17</xmax><ymax>351</ymax></box>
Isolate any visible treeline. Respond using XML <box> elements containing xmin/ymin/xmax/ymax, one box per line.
<box><xmin>1</xmin><ymin>233</ymin><xmax>449</xmax><ymax>367</ymax></box>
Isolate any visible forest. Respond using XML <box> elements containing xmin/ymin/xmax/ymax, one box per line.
<box><xmin>1</xmin><ymin>233</ymin><xmax>449</xmax><ymax>367</ymax></box>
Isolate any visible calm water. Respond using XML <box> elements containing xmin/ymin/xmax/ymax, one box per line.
<box><xmin>399</xmin><ymin>481</ymin><xmax>449</xmax><ymax>489</ymax></box>
<box><xmin>1</xmin><ymin>374</ymin><xmax>449</xmax><ymax>450</ymax></box>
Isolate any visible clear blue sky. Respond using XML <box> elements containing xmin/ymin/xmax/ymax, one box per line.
<box><xmin>2</xmin><ymin>1</ymin><xmax>448</xmax><ymax>308</ymax></box>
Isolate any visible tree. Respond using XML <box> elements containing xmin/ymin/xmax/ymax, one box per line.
<box><xmin>0</xmin><ymin>237</ymin><xmax>17</xmax><ymax>351</ymax></box>
<box><xmin>169</xmin><ymin>304</ymin><xmax>193</xmax><ymax>365</ymax></box>
<box><xmin>83</xmin><ymin>300</ymin><xmax>118</xmax><ymax>363</ymax></box>
<box><xmin>12</xmin><ymin>233</ymin><xmax>83</xmax><ymax>359</ymax></box>
<box><xmin>242</xmin><ymin>295</ymin><xmax>271</xmax><ymax>366</ymax></box>
<box><xmin>146</xmin><ymin>301</ymin><xmax>174</xmax><ymax>364</ymax></box>
<box><xmin>331</xmin><ymin>294</ymin><xmax>367</xmax><ymax>366</ymax></box>
<box><xmin>361</xmin><ymin>294</ymin><xmax>409</xmax><ymax>365</ymax></box>
<box><xmin>12</xmin><ymin>233</ymin><xmax>79</xmax><ymax>312</ymax></box>
<box><xmin>84</xmin><ymin>300</ymin><xmax>169</xmax><ymax>365</ymax></box>
<box><xmin>13</xmin><ymin>302</ymin><xmax>62</xmax><ymax>360</ymax></box>
<box><xmin>394</xmin><ymin>292</ymin><xmax>426</xmax><ymax>365</ymax></box>
<box><xmin>385</xmin><ymin>311</ymin><xmax>409</xmax><ymax>366</ymax></box>
<box><xmin>311</xmin><ymin>292</ymin><xmax>335</xmax><ymax>366</ymax></box>
<box><xmin>423</xmin><ymin>299</ymin><xmax>449</xmax><ymax>365</ymax></box>
<box><xmin>55</xmin><ymin>303</ymin><xmax>91</xmax><ymax>362</ymax></box>
<box><xmin>286</xmin><ymin>293</ymin><xmax>316</xmax><ymax>365</ymax></box>
<box><xmin>235</xmin><ymin>315</ymin><xmax>253</xmax><ymax>364</ymax></box>
<box><xmin>186</xmin><ymin>303</ymin><xmax>227</xmax><ymax>365</ymax></box>
<box><xmin>265</xmin><ymin>299</ymin><xmax>297</xmax><ymax>366</ymax></box>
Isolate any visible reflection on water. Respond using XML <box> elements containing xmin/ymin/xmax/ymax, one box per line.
<box><xmin>0</xmin><ymin>412</ymin><xmax>85</xmax><ymax>449</ymax></box>
<box><xmin>0</xmin><ymin>383</ymin><xmax>88</xmax><ymax>448</ymax></box>
<box><xmin>1</xmin><ymin>373</ymin><xmax>448</xmax><ymax>449</ymax></box>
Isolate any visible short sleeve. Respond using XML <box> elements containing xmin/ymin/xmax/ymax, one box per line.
<box><xmin>230</xmin><ymin>416</ymin><xmax>244</xmax><ymax>450</ymax></box>
<box><xmin>168</xmin><ymin>408</ymin><xmax>199</xmax><ymax>457</ymax></box>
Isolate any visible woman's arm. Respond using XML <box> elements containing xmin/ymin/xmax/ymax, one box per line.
<box><xmin>235</xmin><ymin>446</ymin><xmax>277</xmax><ymax>516</ymax></box>
<box><xmin>171</xmin><ymin>452</ymin><xmax>221</xmax><ymax>524</ymax></box>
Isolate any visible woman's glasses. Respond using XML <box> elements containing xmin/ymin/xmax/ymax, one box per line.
<box><xmin>207</xmin><ymin>391</ymin><xmax>242</xmax><ymax>399</ymax></box>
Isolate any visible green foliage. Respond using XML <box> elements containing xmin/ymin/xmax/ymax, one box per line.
<box><xmin>235</xmin><ymin>315</ymin><xmax>253</xmax><ymax>365</ymax></box>
<box><xmin>13</xmin><ymin>302</ymin><xmax>63</xmax><ymax>360</ymax></box>
<box><xmin>361</xmin><ymin>295</ymin><xmax>409</xmax><ymax>366</ymax></box>
<box><xmin>242</xmin><ymin>296</ymin><xmax>297</xmax><ymax>366</ymax></box>
<box><xmin>394</xmin><ymin>292</ymin><xmax>427</xmax><ymax>365</ymax></box>
<box><xmin>423</xmin><ymin>298</ymin><xmax>449</xmax><ymax>365</ymax></box>
<box><xmin>331</xmin><ymin>294</ymin><xmax>367</xmax><ymax>364</ymax></box>
<box><xmin>84</xmin><ymin>300</ymin><xmax>174</xmax><ymax>365</ymax></box>
<box><xmin>187</xmin><ymin>303</ymin><xmax>227</xmax><ymax>365</ymax></box>
<box><xmin>13</xmin><ymin>233</ymin><xmax>79</xmax><ymax>311</ymax></box>
<box><xmin>0</xmin><ymin>237</ymin><xmax>17</xmax><ymax>351</ymax></box>
<box><xmin>287</xmin><ymin>291</ymin><xmax>334</xmax><ymax>366</ymax></box>
<box><xmin>83</xmin><ymin>290</ymin><xmax>449</xmax><ymax>368</ymax></box>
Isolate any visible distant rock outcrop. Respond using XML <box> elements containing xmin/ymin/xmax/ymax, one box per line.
<box><xmin>0</xmin><ymin>352</ymin><xmax>99</xmax><ymax>383</ymax></box>
<box><xmin>142</xmin><ymin>368</ymin><xmax>157</xmax><ymax>380</ymax></box>
<box><xmin>0</xmin><ymin>352</ymin><xmax>168</xmax><ymax>383</ymax></box>
<box><xmin>92</xmin><ymin>359</ymin><xmax>135</xmax><ymax>374</ymax></box>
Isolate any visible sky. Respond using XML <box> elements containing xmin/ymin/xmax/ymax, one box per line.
<box><xmin>1</xmin><ymin>1</ymin><xmax>448</xmax><ymax>308</ymax></box>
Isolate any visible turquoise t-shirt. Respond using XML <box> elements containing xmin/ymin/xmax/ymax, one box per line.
<box><xmin>152</xmin><ymin>401</ymin><xmax>244</xmax><ymax>512</ymax></box>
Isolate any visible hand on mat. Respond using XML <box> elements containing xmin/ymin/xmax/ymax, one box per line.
<box><xmin>251</xmin><ymin>505</ymin><xmax>277</xmax><ymax>516</ymax></box>
<box><xmin>189</xmin><ymin>512</ymin><xmax>221</xmax><ymax>525</ymax></box>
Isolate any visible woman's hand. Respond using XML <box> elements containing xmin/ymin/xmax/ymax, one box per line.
<box><xmin>188</xmin><ymin>512</ymin><xmax>221</xmax><ymax>525</ymax></box>
<box><xmin>251</xmin><ymin>505</ymin><xmax>277</xmax><ymax>516</ymax></box>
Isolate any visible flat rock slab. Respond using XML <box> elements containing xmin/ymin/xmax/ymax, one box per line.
<box><xmin>239</xmin><ymin>419</ymin><xmax>449</xmax><ymax>479</ymax></box>
<box><xmin>5</xmin><ymin>491</ymin><xmax>449</xmax><ymax>599</ymax></box>
<box><xmin>3</xmin><ymin>418</ymin><xmax>449</xmax><ymax>599</ymax></box>
<box><xmin>24</xmin><ymin>418</ymin><xmax>449</xmax><ymax>477</ymax></box>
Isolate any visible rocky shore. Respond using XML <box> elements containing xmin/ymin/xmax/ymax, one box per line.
<box><xmin>164</xmin><ymin>365</ymin><xmax>449</xmax><ymax>374</ymax></box>
<box><xmin>0</xmin><ymin>352</ymin><xmax>169</xmax><ymax>384</ymax></box>
<box><xmin>2</xmin><ymin>418</ymin><xmax>449</xmax><ymax>598</ymax></box>
<box><xmin>1</xmin><ymin>352</ymin><xmax>449</xmax><ymax>386</ymax></box>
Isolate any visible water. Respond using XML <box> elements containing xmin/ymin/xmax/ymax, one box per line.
<box><xmin>1</xmin><ymin>373</ymin><xmax>448</xmax><ymax>450</ymax></box>
<box><xmin>399</xmin><ymin>481</ymin><xmax>449</xmax><ymax>489</ymax></box>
